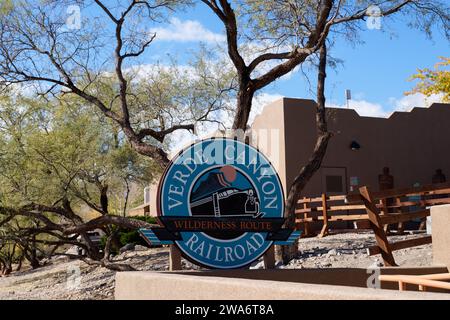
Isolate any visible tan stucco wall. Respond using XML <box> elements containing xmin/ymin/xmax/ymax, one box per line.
<box><xmin>432</xmin><ymin>204</ymin><xmax>450</xmax><ymax>269</ymax></box>
<box><xmin>128</xmin><ymin>184</ymin><xmax>159</xmax><ymax>217</ymax></box>
<box><xmin>252</xmin><ymin>98</ymin><xmax>450</xmax><ymax>197</ymax></box>
<box><xmin>148</xmin><ymin>184</ymin><xmax>158</xmax><ymax>217</ymax></box>
<box><xmin>250</xmin><ymin>99</ymin><xmax>287</xmax><ymax>193</ymax></box>
<box><xmin>115</xmin><ymin>268</ymin><xmax>450</xmax><ymax>300</ymax></box>
<box><xmin>167</xmin><ymin>266</ymin><xmax>449</xmax><ymax>291</ymax></box>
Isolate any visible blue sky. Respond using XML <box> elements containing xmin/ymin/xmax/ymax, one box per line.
<box><xmin>137</xmin><ymin>3</ymin><xmax>449</xmax><ymax>118</ymax></box>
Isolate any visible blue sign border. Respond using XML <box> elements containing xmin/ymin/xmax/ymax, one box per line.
<box><xmin>157</xmin><ymin>138</ymin><xmax>285</xmax><ymax>269</ymax></box>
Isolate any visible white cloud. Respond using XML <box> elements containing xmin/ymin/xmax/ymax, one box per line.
<box><xmin>167</xmin><ymin>93</ymin><xmax>283</xmax><ymax>154</ymax></box>
<box><xmin>328</xmin><ymin>93</ymin><xmax>444</xmax><ymax>118</ymax></box>
<box><xmin>327</xmin><ymin>100</ymin><xmax>388</xmax><ymax>118</ymax></box>
<box><xmin>5</xmin><ymin>82</ymin><xmax>44</xmax><ymax>98</ymax></box>
<box><xmin>125</xmin><ymin>63</ymin><xmax>196</xmax><ymax>82</ymax></box>
<box><xmin>250</xmin><ymin>93</ymin><xmax>284</xmax><ymax>124</ymax></box>
<box><xmin>150</xmin><ymin>18</ymin><xmax>226</xmax><ymax>43</ymax></box>
<box><xmin>388</xmin><ymin>93</ymin><xmax>444</xmax><ymax>112</ymax></box>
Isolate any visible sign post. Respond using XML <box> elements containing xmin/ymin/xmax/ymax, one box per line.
<box><xmin>140</xmin><ymin>138</ymin><xmax>301</xmax><ymax>269</ymax></box>
<box><xmin>169</xmin><ymin>245</ymin><xmax>182</xmax><ymax>271</ymax></box>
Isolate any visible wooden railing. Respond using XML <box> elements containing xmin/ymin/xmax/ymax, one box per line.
<box><xmin>296</xmin><ymin>194</ymin><xmax>368</xmax><ymax>237</ymax></box>
<box><xmin>296</xmin><ymin>182</ymin><xmax>450</xmax><ymax>266</ymax></box>
<box><xmin>379</xmin><ymin>273</ymin><xmax>450</xmax><ymax>292</ymax></box>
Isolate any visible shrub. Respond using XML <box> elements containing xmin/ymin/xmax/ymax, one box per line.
<box><xmin>100</xmin><ymin>216</ymin><xmax>158</xmax><ymax>250</ymax></box>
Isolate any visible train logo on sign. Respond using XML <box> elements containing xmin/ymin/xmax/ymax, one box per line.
<box><xmin>140</xmin><ymin>138</ymin><xmax>301</xmax><ymax>269</ymax></box>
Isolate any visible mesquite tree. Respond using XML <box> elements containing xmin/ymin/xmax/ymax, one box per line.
<box><xmin>0</xmin><ymin>0</ymin><xmax>235</xmax><ymax>168</ymax></box>
<box><xmin>0</xmin><ymin>92</ymin><xmax>161</xmax><ymax>270</ymax></box>
<box><xmin>0</xmin><ymin>51</ymin><xmax>235</xmax><ymax>269</ymax></box>
<box><xmin>0</xmin><ymin>1</ymin><xmax>236</xmax><ymax>269</ymax></box>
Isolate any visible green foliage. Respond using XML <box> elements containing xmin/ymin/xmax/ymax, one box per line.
<box><xmin>100</xmin><ymin>216</ymin><xmax>158</xmax><ymax>250</ymax></box>
<box><xmin>119</xmin><ymin>216</ymin><xmax>157</xmax><ymax>247</ymax></box>
<box><xmin>0</xmin><ymin>91</ymin><xmax>159</xmax><ymax>214</ymax></box>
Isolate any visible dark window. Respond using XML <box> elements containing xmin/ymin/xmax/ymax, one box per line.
<box><xmin>326</xmin><ymin>175</ymin><xmax>343</xmax><ymax>193</ymax></box>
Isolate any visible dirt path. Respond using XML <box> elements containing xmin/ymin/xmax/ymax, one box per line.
<box><xmin>0</xmin><ymin>247</ymin><xmax>172</xmax><ymax>300</ymax></box>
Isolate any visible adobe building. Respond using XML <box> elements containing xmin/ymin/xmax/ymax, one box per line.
<box><xmin>128</xmin><ymin>97</ymin><xmax>450</xmax><ymax>216</ymax></box>
<box><xmin>250</xmin><ymin>98</ymin><xmax>450</xmax><ymax>197</ymax></box>
<box><xmin>128</xmin><ymin>185</ymin><xmax>157</xmax><ymax>217</ymax></box>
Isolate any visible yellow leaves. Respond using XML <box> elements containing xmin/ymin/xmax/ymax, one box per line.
<box><xmin>406</xmin><ymin>57</ymin><xmax>450</xmax><ymax>103</ymax></box>
<box><xmin>0</xmin><ymin>0</ymin><xmax>13</xmax><ymax>15</ymax></box>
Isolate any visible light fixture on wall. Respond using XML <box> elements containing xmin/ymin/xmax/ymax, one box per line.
<box><xmin>350</xmin><ymin>140</ymin><xmax>361</xmax><ymax>151</ymax></box>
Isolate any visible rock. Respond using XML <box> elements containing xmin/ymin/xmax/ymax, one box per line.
<box><xmin>373</xmin><ymin>259</ymin><xmax>383</xmax><ymax>267</ymax></box>
<box><xmin>327</xmin><ymin>249</ymin><xmax>337</xmax><ymax>256</ymax></box>
<box><xmin>134</xmin><ymin>245</ymin><xmax>148</xmax><ymax>251</ymax></box>
<box><xmin>65</xmin><ymin>245</ymin><xmax>81</xmax><ymax>256</ymax></box>
<box><xmin>250</xmin><ymin>261</ymin><xmax>264</xmax><ymax>270</ymax></box>
<box><xmin>275</xmin><ymin>260</ymin><xmax>284</xmax><ymax>268</ymax></box>
<box><xmin>119</xmin><ymin>243</ymin><xmax>135</xmax><ymax>253</ymax></box>
<box><xmin>183</xmin><ymin>261</ymin><xmax>194</xmax><ymax>269</ymax></box>
<box><xmin>53</xmin><ymin>255</ymin><xmax>70</xmax><ymax>262</ymax></box>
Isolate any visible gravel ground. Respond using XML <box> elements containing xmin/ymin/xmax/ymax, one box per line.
<box><xmin>281</xmin><ymin>231</ymin><xmax>433</xmax><ymax>269</ymax></box>
<box><xmin>0</xmin><ymin>231</ymin><xmax>433</xmax><ymax>300</ymax></box>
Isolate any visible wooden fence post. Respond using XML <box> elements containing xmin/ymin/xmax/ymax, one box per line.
<box><xmin>169</xmin><ymin>245</ymin><xmax>182</xmax><ymax>271</ymax></box>
<box><xmin>359</xmin><ymin>186</ymin><xmax>397</xmax><ymax>267</ymax></box>
<box><xmin>319</xmin><ymin>193</ymin><xmax>329</xmax><ymax>238</ymax></box>
<box><xmin>302</xmin><ymin>197</ymin><xmax>311</xmax><ymax>237</ymax></box>
<box><xmin>396</xmin><ymin>196</ymin><xmax>405</xmax><ymax>234</ymax></box>
<box><xmin>263</xmin><ymin>245</ymin><xmax>275</xmax><ymax>269</ymax></box>
<box><xmin>380</xmin><ymin>198</ymin><xmax>391</xmax><ymax>234</ymax></box>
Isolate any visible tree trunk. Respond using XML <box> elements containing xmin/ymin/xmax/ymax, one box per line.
<box><xmin>232</xmin><ymin>82</ymin><xmax>254</xmax><ymax>130</ymax></box>
<box><xmin>25</xmin><ymin>249</ymin><xmax>40</xmax><ymax>270</ymax></box>
<box><xmin>16</xmin><ymin>254</ymin><xmax>24</xmax><ymax>272</ymax></box>
<box><xmin>0</xmin><ymin>259</ymin><xmax>5</xmax><ymax>275</ymax></box>
<box><xmin>3</xmin><ymin>266</ymin><xmax>12</xmax><ymax>276</ymax></box>
<box><xmin>79</xmin><ymin>232</ymin><xmax>102</xmax><ymax>260</ymax></box>
<box><xmin>100</xmin><ymin>185</ymin><xmax>109</xmax><ymax>214</ymax></box>
<box><xmin>276</xmin><ymin>44</ymin><xmax>332</xmax><ymax>264</ymax></box>
<box><xmin>103</xmin><ymin>230</ymin><xmax>117</xmax><ymax>261</ymax></box>
<box><xmin>111</xmin><ymin>232</ymin><xmax>122</xmax><ymax>253</ymax></box>
<box><xmin>30</xmin><ymin>235</ymin><xmax>40</xmax><ymax>269</ymax></box>
<box><xmin>277</xmin><ymin>133</ymin><xmax>332</xmax><ymax>263</ymax></box>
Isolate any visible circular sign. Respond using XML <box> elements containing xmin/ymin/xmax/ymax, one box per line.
<box><xmin>158</xmin><ymin>138</ymin><xmax>284</xmax><ymax>269</ymax></box>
